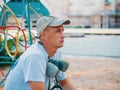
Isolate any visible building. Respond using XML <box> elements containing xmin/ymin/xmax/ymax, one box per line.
<box><xmin>67</xmin><ymin>0</ymin><xmax>118</xmax><ymax>28</ymax></box>
<box><xmin>45</xmin><ymin>0</ymin><xmax>120</xmax><ymax>28</ymax></box>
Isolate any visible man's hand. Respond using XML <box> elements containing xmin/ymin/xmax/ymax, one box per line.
<box><xmin>59</xmin><ymin>78</ymin><xmax>77</xmax><ymax>90</ymax></box>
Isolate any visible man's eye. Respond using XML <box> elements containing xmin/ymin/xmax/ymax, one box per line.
<box><xmin>58</xmin><ymin>30</ymin><xmax>62</xmax><ymax>32</ymax></box>
<box><xmin>56</xmin><ymin>30</ymin><xmax>62</xmax><ymax>32</ymax></box>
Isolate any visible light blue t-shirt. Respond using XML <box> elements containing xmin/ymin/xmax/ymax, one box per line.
<box><xmin>4</xmin><ymin>42</ymin><xmax>66</xmax><ymax>90</ymax></box>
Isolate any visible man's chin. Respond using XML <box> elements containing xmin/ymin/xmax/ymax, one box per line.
<box><xmin>57</xmin><ymin>45</ymin><xmax>64</xmax><ymax>48</ymax></box>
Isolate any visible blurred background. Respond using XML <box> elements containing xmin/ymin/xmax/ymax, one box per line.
<box><xmin>1</xmin><ymin>0</ymin><xmax>120</xmax><ymax>28</ymax></box>
<box><xmin>43</xmin><ymin>0</ymin><xmax>120</xmax><ymax>29</ymax></box>
<box><xmin>0</xmin><ymin>0</ymin><xmax>120</xmax><ymax>89</ymax></box>
<box><xmin>0</xmin><ymin>0</ymin><xmax>120</xmax><ymax>28</ymax></box>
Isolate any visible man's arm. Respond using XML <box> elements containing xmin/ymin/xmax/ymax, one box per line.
<box><xmin>29</xmin><ymin>81</ymin><xmax>45</xmax><ymax>90</ymax></box>
<box><xmin>59</xmin><ymin>78</ymin><xmax>77</xmax><ymax>90</ymax></box>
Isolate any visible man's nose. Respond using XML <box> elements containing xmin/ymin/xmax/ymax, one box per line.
<box><xmin>61</xmin><ymin>32</ymin><xmax>65</xmax><ymax>38</ymax></box>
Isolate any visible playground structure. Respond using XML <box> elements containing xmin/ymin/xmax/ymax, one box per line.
<box><xmin>0</xmin><ymin>0</ymin><xmax>50</xmax><ymax>87</ymax></box>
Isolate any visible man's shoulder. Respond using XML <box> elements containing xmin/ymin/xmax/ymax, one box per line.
<box><xmin>28</xmin><ymin>42</ymin><xmax>44</xmax><ymax>52</ymax></box>
<box><xmin>21</xmin><ymin>42</ymin><xmax>46</xmax><ymax>58</ymax></box>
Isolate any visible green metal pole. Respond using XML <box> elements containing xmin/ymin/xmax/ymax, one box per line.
<box><xmin>108</xmin><ymin>15</ymin><xmax>110</xmax><ymax>28</ymax></box>
<box><xmin>27</xmin><ymin>3</ymin><xmax>32</xmax><ymax>45</ymax></box>
<box><xmin>101</xmin><ymin>15</ymin><xmax>103</xmax><ymax>28</ymax></box>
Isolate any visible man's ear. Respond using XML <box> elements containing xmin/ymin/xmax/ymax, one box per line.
<box><xmin>41</xmin><ymin>31</ymin><xmax>47</xmax><ymax>40</ymax></box>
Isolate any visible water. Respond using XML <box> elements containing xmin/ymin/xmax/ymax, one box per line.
<box><xmin>62</xmin><ymin>35</ymin><xmax>120</xmax><ymax>59</ymax></box>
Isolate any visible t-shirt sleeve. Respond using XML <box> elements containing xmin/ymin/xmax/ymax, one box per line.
<box><xmin>23</xmin><ymin>54</ymin><xmax>46</xmax><ymax>83</ymax></box>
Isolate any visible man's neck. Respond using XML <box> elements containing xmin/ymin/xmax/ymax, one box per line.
<box><xmin>43</xmin><ymin>43</ymin><xmax>57</xmax><ymax>57</ymax></box>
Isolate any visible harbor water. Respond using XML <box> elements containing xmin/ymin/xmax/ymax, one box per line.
<box><xmin>62</xmin><ymin>35</ymin><xmax>120</xmax><ymax>59</ymax></box>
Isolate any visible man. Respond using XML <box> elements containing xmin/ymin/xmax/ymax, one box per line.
<box><xmin>4</xmin><ymin>16</ymin><xmax>77</xmax><ymax>90</ymax></box>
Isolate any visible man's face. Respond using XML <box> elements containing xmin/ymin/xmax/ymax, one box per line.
<box><xmin>44</xmin><ymin>25</ymin><xmax>65</xmax><ymax>48</ymax></box>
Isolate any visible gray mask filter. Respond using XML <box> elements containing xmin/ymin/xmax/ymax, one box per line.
<box><xmin>50</xmin><ymin>59</ymin><xmax>69</xmax><ymax>72</ymax></box>
<box><xmin>46</xmin><ymin>62</ymin><xmax>59</xmax><ymax>78</ymax></box>
<box><xmin>46</xmin><ymin>59</ymin><xmax>69</xmax><ymax>78</ymax></box>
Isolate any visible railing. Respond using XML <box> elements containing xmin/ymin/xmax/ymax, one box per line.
<box><xmin>0</xmin><ymin>1</ymin><xmax>43</xmax><ymax>88</ymax></box>
<box><xmin>0</xmin><ymin>25</ymin><xmax>36</xmax><ymax>87</ymax></box>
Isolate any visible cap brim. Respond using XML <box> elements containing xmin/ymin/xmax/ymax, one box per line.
<box><xmin>48</xmin><ymin>19</ymin><xmax>70</xmax><ymax>26</ymax></box>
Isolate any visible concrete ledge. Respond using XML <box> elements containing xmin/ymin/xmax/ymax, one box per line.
<box><xmin>64</xmin><ymin>28</ymin><xmax>120</xmax><ymax>35</ymax></box>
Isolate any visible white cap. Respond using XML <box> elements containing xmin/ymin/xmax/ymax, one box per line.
<box><xmin>37</xmin><ymin>16</ymin><xmax>70</xmax><ymax>37</ymax></box>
